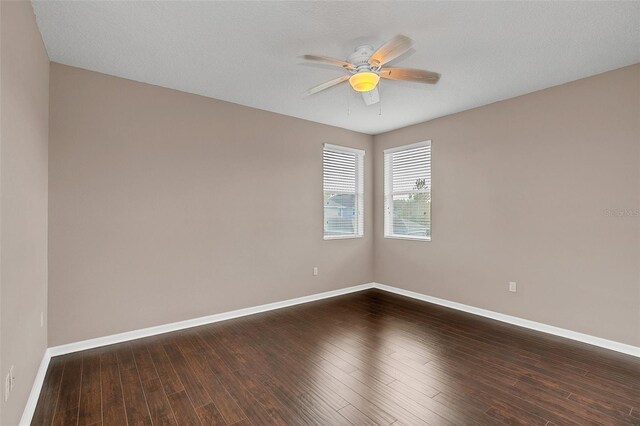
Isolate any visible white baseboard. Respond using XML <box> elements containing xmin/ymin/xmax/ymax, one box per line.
<box><xmin>21</xmin><ymin>280</ymin><xmax>640</xmax><ymax>425</ymax></box>
<box><xmin>48</xmin><ymin>283</ymin><xmax>375</xmax><ymax>357</ymax></box>
<box><xmin>43</xmin><ymin>281</ymin><xmax>640</xmax><ymax>359</ymax></box>
<box><xmin>19</xmin><ymin>348</ymin><xmax>52</xmax><ymax>426</ymax></box>
<box><xmin>373</xmin><ymin>282</ymin><xmax>640</xmax><ymax>358</ymax></box>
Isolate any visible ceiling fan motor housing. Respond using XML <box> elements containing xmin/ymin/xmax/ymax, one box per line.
<box><xmin>348</xmin><ymin>45</ymin><xmax>376</xmax><ymax>73</ymax></box>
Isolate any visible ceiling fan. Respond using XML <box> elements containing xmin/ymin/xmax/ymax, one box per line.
<box><xmin>302</xmin><ymin>35</ymin><xmax>440</xmax><ymax>106</ymax></box>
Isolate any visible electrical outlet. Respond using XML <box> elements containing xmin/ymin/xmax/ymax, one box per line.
<box><xmin>9</xmin><ymin>366</ymin><xmax>15</xmax><ymax>391</ymax></box>
<box><xmin>509</xmin><ymin>281</ymin><xmax>517</xmax><ymax>293</ymax></box>
<box><xmin>313</xmin><ymin>267</ymin><xmax>318</xmax><ymax>276</ymax></box>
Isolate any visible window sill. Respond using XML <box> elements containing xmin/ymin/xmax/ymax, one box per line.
<box><xmin>384</xmin><ymin>235</ymin><xmax>431</xmax><ymax>242</ymax></box>
<box><xmin>324</xmin><ymin>235</ymin><xmax>363</xmax><ymax>240</ymax></box>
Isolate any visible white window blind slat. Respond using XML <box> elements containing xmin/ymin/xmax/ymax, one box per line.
<box><xmin>384</xmin><ymin>141</ymin><xmax>431</xmax><ymax>241</ymax></box>
<box><xmin>323</xmin><ymin>144</ymin><xmax>364</xmax><ymax>239</ymax></box>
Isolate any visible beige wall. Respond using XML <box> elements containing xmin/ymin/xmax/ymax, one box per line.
<box><xmin>0</xmin><ymin>1</ymin><xmax>49</xmax><ymax>424</ymax></box>
<box><xmin>48</xmin><ymin>62</ymin><xmax>639</xmax><ymax>349</ymax></box>
<box><xmin>48</xmin><ymin>63</ymin><xmax>373</xmax><ymax>346</ymax></box>
<box><xmin>374</xmin><ymin>65</ymin><xmax>640</xmax><ymax>347</ymax></box>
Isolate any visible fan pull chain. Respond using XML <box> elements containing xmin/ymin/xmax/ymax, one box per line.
<box><xmin>346</xmin><ymin>85</ymin><xmax>351</xmax><ymax>116</ymax></box>
<box><xmin>378</xmin><ymin>83</ymin><xmax>382</xmax><ymax>116</ymax></box>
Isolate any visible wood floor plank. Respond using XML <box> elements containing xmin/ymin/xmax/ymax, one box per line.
<box><xmin>199</xmin><ymin>372</ymin><xmax>247</xmax><ymax>425</ymax></box>
<box><xmin>78</xmin><ymin>351</ymin><xmax>102</xmax><ymax>426</ymax></box>
<box><xmin>140</xmin><ymin>377</ymin><xmax>177</xmax><ymax>425</ymax></box>
<box><xmin>228</xmin><ymin>320</ymin><xmax>351</xmax><ymax>411</ymax></box>
<box><xmin>52</xmin><ymin>407</ymin><xmax>79</xmax><ymax>426</ymax></box>
<box><xmin>31</xmin><ymin>356</ymin><xmax>65</xmax><ymax>426</ymax></box>
<box><xmin>31</xmin><ymin>289</ymin><xmax>640</xmax><ymax>426</ymax></box>
<box><xmin>132</xmin><ymin>342</ymin><xmax>159</xmax><ymax>383</ymax></box>
<box><xmin>483</xmin><ymin>397</ymin><xmax>549</xmax><ymax>426</ymax></box>
<box><xmin>114</xmin><ymin>343</ymin><xmax>137</xmax><ymax>371</ymax></box>
<box><xmin>231</xmin><ymin>367</ymin><xmax>298</xmax><ymax>424</ymax></box>
<box><xmin>166</xmin><ymin>390</ymin><xmax>202</xmax><ymax>426</ymax></box>
<box><xmin>510</xmin><ymin>377</ymin><xmax>634</xmax><ymax>425</ymax></box>
<box><xmin>119</xmin><ymin>362</ymin><xmax>153</xmax><ymax>425</ymax></box>
<box><xmin>100</xmin><ymin>351</ymin><xmax>128</xmax><ymax>426</ymax></box>
<box><xmin>209</xmin><ymin>365</ymin><xmax>289</xmax><ymax>425</ymax></box>
<box><xmin>338</xmin><ymin>403</ymin><xmax>381</xmax><ymax>426</ymax></box>
<box><xmin>430</xmin><ymin>392</ymin><xmax>496</xmax><ymax>426</ymax></box>
<box><xmin>174</xmin><ymin>331</ymin><xmax>249</xmax><ymax>425</ymax></box>
<box><xmin>264</xmin><ymin>330</ymin><xmax>397</xmax><ymax>424</ymax></box>
<box><xmin>146</xmin><ymin>339</ymin><xmax>185</xmax><ymax>395</ymax></box>
<box><xmin>194</xmin><ymin>403</ymin><xmax>226</xmax><ymax>426</ymax></box>
<box><xmin>268</xmin><ymin>378</ymin><xmax>352</xmax><ymax>425</ymax></box>
<box><xmin>51</xmin><ymin>354</ymin><xmax>83</xmax><ymax>425</ymax></box>
<box><xmin>163</xmin><ymin>341</ymin><xmax>212</xmax><ymax>408</ymax></box>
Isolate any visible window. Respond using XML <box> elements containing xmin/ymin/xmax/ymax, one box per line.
<box><xmin>384</xmin><ymin>141</ymin><xmax>431</xmax><ymax>241</ymax></box>
<box><xmin>323</xmin><ymin>144</ymin><xmax>364</xmax><ymax>239</ymax></box>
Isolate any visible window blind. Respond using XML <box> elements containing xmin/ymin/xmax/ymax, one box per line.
<box><xmin>384</xmin><ymin>141</ymin><xmax>431</xmax><ymax>240</ymax></box>
<box><xmin>323</xmin><ymin>144</ymin><xmax>364</xmax><ymax>239</ymax></box>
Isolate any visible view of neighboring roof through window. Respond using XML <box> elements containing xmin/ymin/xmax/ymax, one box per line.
<box><xmin>323</xmin><ymin>144</ymin><xmax>364</xmax><ymax>239</ymax></box>
<box><xmin>384</xmin><ymin>141</ymin><xmax>431</xmax><ymax>241</ymax></box>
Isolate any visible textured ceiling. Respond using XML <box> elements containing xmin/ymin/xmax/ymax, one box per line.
<box><xmin>32</xmin><ymin>1</ymin><xmax>640</xmax><ymax>135</ymax></box>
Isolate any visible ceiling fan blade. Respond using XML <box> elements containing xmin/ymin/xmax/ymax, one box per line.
<box><xmin>361</xmin><ymin>86</ymin><xmax>380</xmax><ymax>106</ymax></box>
<box><xmin>379</xmin><ymin>67</ymin><xmax>441</xmax><ymax>84</ymax></box>
<box><xmin>304</xmin><ymin>75</ymin><xmax>350</xmax><ymax>96</ymax></box>
<box><xmin>368</xmin><ymin>35</ymin><xmax>413</xmax><ymax>67</ymax></box>
<box><xmin>302</xmin><ymin>55</ymin><xmax>354</xmax><ymax>70</ymax></box>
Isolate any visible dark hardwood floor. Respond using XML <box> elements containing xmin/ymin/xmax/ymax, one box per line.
<box><xmin>32</xmin><ymin>289</ymin><xmax>640</xmax><ymax>425</ymax></box>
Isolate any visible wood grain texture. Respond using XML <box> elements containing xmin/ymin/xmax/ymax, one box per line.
<box><xmin>32</xmin><ymin>289</ymin><xmax>640</xmax><ymax>425</ymax></box>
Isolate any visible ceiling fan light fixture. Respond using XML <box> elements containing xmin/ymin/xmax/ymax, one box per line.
<box><xmin>349</xmin><ymin>72</ymin><xmax>380</xmax><ymax>92</ymax></box>
<box><xmin>302</xmin><ymin>35</ymin><xmax>439</xmax><ymax>103</ymax></box>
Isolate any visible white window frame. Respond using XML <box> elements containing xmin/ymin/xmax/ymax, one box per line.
<box><xmin>384</xmin><ymin>140</ymin><xmax>431</xmax><ymax>242</ymax></box>
<box><xmin>323</xmin><ymin>143</ymin><xmax>365</xmax><ymax>240</ymax></box>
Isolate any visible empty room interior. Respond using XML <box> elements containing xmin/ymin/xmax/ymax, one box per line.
<box><xmin>1</xmin><ymin>1</ymin><xmax>640</xmax><ymax>425</ymax></box>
